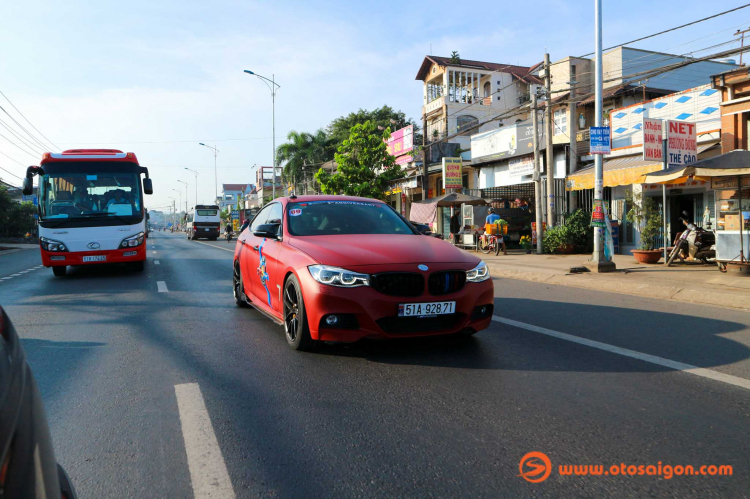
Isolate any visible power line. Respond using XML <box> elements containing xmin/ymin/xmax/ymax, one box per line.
<box><xmin>0</xmin><ymin>118</ymin><xmax>45</xmax><ymax>156</ymax></box>
<box><xmin>0</xmin><ymin>90</ymin><xmax>61</xmax><ymax>152</ymax></box>
<box><xmin>578</xmin><ymin>3</ymin><xmax>750</xmax><ymax>57</ymax></box>
<box><xmin>0</xmin><ymin>130</ymin><xmax>40</xmax><ymax>160</ymax></box>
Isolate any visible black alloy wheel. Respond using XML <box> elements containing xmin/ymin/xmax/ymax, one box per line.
<box><xmin>233</xmin><ymin>262</ymin><xmax>249</xmax><ymax>307</ymax></box>
<box><xmin>283</xmin><ymin>275</ymin><xmax>315</xmax><ymax>351</ymax></box>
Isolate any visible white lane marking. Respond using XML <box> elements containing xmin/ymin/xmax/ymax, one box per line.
<box><xmin>155</xmin><ymin>260</ymin><xmax>160</xmax><ymax>265</ymax></box>
<box><xmin>174</xmin><ymin>383</ymin><xmax>235</xmax><ymax>499</ymax></box>
<box><xmin>1</xmin><ymin>277</ymin><xmax>12</xmax><ymax>280</ymax></box>
<box><xmin>18</xmin><ymin>270</ymin><xmax>30</xmax><ymax>274</ymax></box>
<box><xmin>193</xmin><ymin>240</ymin><xmax>234</xmax><ymax>253</ymax></box>
<box><xmin>492</xmin><ymin>316</ymin><xmax>750</xmax><ymax>391</ymax></box>
<box><xmin>157</xmin><ymin>281</ymin><xmax>169</xmax><ymax>293</ymax></box>
<box><xmin>11</xmin><ymin>274</ymin><xmax>21</xmax><ymax>277</ymax></box>
<box><xmin>152</xmin><ymin>251</ymin><xmax>157</xmax><ymax>254</ymax></box>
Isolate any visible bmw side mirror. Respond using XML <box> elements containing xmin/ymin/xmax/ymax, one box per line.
<box><xmin>253</xmin><ymin>223</ymin><xmax>281</xmax><ymax>239</ymax></box>
<box><xmin>22</xmin><ymin>177</ymin><xmax>33</xmax><ymax>196</ymax></box>
<box><xmin>143</xmin><ymin>178</ymin><xmax>153</xmax><ymax>195</ymax></box>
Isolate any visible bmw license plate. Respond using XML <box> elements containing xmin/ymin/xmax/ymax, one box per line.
<box><xmin>398</xmin><ymin>301</ymin><xmax>455</xmax><ymax>317</ymax></box>
<box><xmin>83</xmin><ymin>255</ymin><xmax>106</xmax><ymax>262</ymax></box>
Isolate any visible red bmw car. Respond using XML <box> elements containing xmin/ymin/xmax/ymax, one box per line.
<box><xmin>232</xmin><ymin>196</ymin><xmax>494</xmax><ymax>350</ymax></box>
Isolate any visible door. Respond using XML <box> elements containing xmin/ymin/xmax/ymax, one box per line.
<box><xmin>239</xmin><ymin>204</ymin><xmax>272</xmax><ymax>306</ymax></box>
<box><xmin>246</xmin><ymin>202</ymin><xmax>283</xmax><ymax>313</ymax></box>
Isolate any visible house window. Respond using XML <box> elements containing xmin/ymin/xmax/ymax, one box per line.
<box><xmin>457</xmin><ymin>115</ymin><xmax>478</xmax><ymax>136</ymax></box>
<box><xmin>554</xmin><ymin>108</ymin><xmax>567</xmax><ymax>135</ymax></box>
<box><xmin>483</xmin><ymin>82</ymin><xmax>491</xmax><ymax>98</ymax></box>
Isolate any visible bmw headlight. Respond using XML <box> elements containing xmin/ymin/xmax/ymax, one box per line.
<box><xmin>40</xmin><ymin>237</ymin><xmax>68</xmax><ymax>252</ymax></box>
<box><xmin>466</xmin><ymin>260</ymin><xmax>490</xmax><ymax>282</ymax></box>
<box><xmin>120</xmin><ymin>232</ymin><xmax>145</xmax><ymax>248</ymax></box>
<box><xmin>308</xmin><ymin>265</ymin><xmax>370</xmax><ymax>287</ymax></box>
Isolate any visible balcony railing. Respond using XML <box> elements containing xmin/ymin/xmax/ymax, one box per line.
<box><xmin>576</xmin><ymin>128</ymin><xmax>590</xmax><ymax>156</ymax></box>
<box><xmin>423</xmin><ymin>96</ymin><xmax>444</xmax><ymax>115</ymax></box>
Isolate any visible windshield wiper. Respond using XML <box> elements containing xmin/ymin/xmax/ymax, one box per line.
<box><xmin>78</xmin><ymin>212</ymin><xmax>136</xmax><ymax>225</ymax></box>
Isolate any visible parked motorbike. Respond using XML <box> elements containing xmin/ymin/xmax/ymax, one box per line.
<box><xmin>667</xmin><ymin>222</ymin><xmax>716</xmax><ymax>266</ymax></box>
<box><xmin>225</xmin><ymin>230</ymin><xmax>233</xmax><ymax>242</ymax></box>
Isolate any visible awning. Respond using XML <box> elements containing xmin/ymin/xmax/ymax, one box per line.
<box><xmin>642</xmin><ymin>149</ymin><xmax>750</xmax><ymax>184</ymax></box>
<box><xmin>566</xmin><ymin>141</ymin><xmax>720</xmax><ymax>191</ymax></box>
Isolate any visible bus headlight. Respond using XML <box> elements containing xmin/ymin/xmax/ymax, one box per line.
<box><xmin>40</xmin><ymin>237</ymin><xmax>69</xmax><ymax>252</ymax></box>
<box><xmin>120</xmin><ymin>232</ymin><xmax>145</xmax><ymax>248</ymax></box>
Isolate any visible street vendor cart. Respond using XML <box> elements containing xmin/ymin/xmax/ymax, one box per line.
<box><xmin>643</xmin><ymin>150</ymin><xmax>750</xmax><ymax>271</ymax></box>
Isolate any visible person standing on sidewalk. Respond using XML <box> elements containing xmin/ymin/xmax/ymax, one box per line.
<box><xmin>485</xmin><ymin>208</ymin><xmax>507</xmax><ymax>255</ymax></box>
<box><xmin>450</xmin><ymin>211</ymin><xmax>461</xmax><ymax>244</ymax></box>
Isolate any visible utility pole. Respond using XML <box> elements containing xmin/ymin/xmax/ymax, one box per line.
<box><xmin>735</xmin><ymin>27</ymin><xmax>750</xmax><ymax>66</ymax></box>
<box><xmin>568</xmin><ymin>75</ymin><xmax>578</xmax><ymax>206</ymax></box>
<box><xmin>586</xmin><ymin>0</ymin><xmax>616</xmax><ymax>272</ymax></box>
<box><xmin>532</xmin><ymin>93</ymin><xmax>543</xmax><ymax>254</ymax></box>
<box><xmin>544</xmin><ymin>52</ymin><xmax>555</xmax><ymax>228</ymax></box>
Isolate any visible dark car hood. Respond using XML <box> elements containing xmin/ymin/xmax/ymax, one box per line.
<box><xmin>288</xmin><ymin>234</ymin><xmax>480</xmax><ymax>268</ymax></box>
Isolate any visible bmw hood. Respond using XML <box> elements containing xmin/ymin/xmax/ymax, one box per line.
<box><xmin>288</xmin><ymin>234</ymin><xmax>480</xmax><ymax>268</ymax></box>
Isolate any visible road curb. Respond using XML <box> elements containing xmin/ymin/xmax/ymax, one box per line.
<box><xmin>487</xmin><ymin>263</ymin><xmax>750</xmax><ymax>312</ymax></box>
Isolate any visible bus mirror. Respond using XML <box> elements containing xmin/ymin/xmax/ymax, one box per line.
<box><xmin>22</xmin><ymin>177</ymin><xmax>33</xmax><ymax>196</ymax></box>
<box><xmin>143</xmin><ymin>178</ymin><xmax>153</xmax><ymax>195</ymax></box>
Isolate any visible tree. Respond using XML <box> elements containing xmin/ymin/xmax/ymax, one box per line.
<box><xmin>315</xmin><ymin>121</ymin><xmax>404</xmax><ymax>200</ymax></box>
<box><xmin>450</xmin><ymin>51</ymin><xmax>461</xmax><ymax>64</ymax></box>
<box><xmin>0</xmin><ymin>186</ymin><xmax>36</xmax><ymax>237</ymax></box>
<box><xmin>626</xmin><ymin>190</ymin><xmax>662</xmax><ymax>251</ymax></box>
<box><xmin>275</xmin><ymin>129</ymin><xmax>333</xmax><ymax>186</ymax></box>
<box><xmin>326</xmin><ymin>106</ymin><xmax>421</xmax><ymax>153</ymax></box>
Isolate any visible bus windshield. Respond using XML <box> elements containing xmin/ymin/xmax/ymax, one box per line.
<box><xmin>40</xmin><ymin>172</ymin><xmax>142</xmax><ymax>220</ymax></box>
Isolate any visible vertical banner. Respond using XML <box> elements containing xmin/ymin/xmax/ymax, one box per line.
<box><xmin>667</xmin><ymin>120</ymin><xmax>697</xmax><ymax>167</ymax></box>
<box><xmin>642</xmin><ymin>118</ymin><xmax>663</xmax><ymax>161</ymax></box>
<box><xmin>590</xmin><ymin>200</ymin><xmax>606</xmax><ymax>227</ymax></box>
<box><xmin>442</xmin><ymin>157</ymin><xmax>463</xmax><ymax>189</ymax></box>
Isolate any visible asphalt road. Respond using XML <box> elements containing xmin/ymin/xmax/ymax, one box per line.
<box><xmin>1</xmin><ymin>232</ymin><xmax>748</xmax><ymax>498</ymax></box>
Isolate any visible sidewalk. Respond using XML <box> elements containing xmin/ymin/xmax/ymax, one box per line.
<box><xmin>478</xmin><ymin>249</ymin><xmax>750</xmax><ymax>311</ymax></box>
<box><xmin>0</xmin><ymin>243</ymin><xmax>38</xmax><ymax>256</ymax></box>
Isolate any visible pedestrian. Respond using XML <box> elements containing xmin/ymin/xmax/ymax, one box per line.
<box><xmin>450</xmin><ymin>211</ymin><xmax>461</xmax><ymax>244</ymax></box>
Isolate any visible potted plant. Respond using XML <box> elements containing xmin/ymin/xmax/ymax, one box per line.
<box><xmin>626</xmin><ymin>190</ymin><xmax>663</xmax><ymax>264</ymax></box>
<box><xmin>520</xmin><ymin>235</ymin><xmax>532</xmax><ymax>253</ymax></box>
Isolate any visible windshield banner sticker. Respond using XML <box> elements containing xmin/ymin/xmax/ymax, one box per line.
<box><xmin>289</xmin><ymin>208</ymin><xmax>302</xmax><ymax>216</ymax></box>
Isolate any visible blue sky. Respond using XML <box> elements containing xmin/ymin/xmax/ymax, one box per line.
<box><xmin>1</xmin><ymin>0</ymin><xmax>747</xmax><ymax>210</ymax></box>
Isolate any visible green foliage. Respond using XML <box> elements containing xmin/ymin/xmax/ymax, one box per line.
<box><xmin>275</xmin><ymin>129</ymin><xmax>333</xmax><ymax>186</ymax></box>
<box><xmin>542</xmin><ymin>209</ymin><xmax>592</xmax><ymax>254</ymax></box>
<box><xmin>0</xmin><ymin>186</ymin><xmax>36</xmax><ymax>237</ymax></box>
<box><xmin>450</xmin><ymin>51</ymin><xmax>461</xmax><ymax>64</ymax></box>
<box><xmin>626</xmin><ymin>190</ymin><xmax>662</xmax><ymax>250</ymax></box>
<box><xmin>326</xmin><ymin>106</ymin><xmax>421</xmax><ymax>152</ymax></box>
<box><xmin>315</xmin><ymin>121</ymin><xmax>405</xmax><ymax>200</ymax></box>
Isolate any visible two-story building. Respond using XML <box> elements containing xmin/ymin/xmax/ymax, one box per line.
<box><xmin>414</xmin><ymin>55</ymin><xmax>543</xmax><ymax>205</ymax></box>
<box><xmin>217</xmin><ymin>183</ymin><xmax>254</xmax><ymax>213</ymax></box>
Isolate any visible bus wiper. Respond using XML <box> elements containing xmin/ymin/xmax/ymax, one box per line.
<box><xmin>76</xmin><ymin>212</ymin><xmax>135</xmax><ymax>224</ymax></box>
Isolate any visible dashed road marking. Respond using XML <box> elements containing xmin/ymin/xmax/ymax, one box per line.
<box><xmin>155</xmin><ymin>260</ymin><xmax>160</xmax><ymax>265</ymax></box>
<box><xmin>11</xmin><ymin>274</ymin><xmax>21</xmax><ymax>277</ymax></box>
<box><xmin>157</xmin><ymin>281</ymin><xmax>169</xmax><ymax>293</ymax></box>
<box><xmin>1</xmin><ymin>277</ymin><xmax>11</xmax><ymax>280</ymax></box>
<box><xmin>152</xmin><ymin>251</ymin><xmax>157</xmax><ymax>254</ymax></box>
<box><xmin>492</xmin><ymin>316</ymin><xmax>750</xmax><ymax>391</ymax></box>
<box><xmin>174</xmin><ymin>383</ymin><xmax>235</xmax><ymax>499</ymax></box>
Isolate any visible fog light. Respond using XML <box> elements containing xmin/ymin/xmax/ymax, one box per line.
<box><xmin>325</xmin><ymin>315</ymin><xmax>338</xmax><ymax>325</ymax></box>
<box><xmin>123</xmin><ymin>251</ymin><xmax>137</xmax><ymax>256</ymax></box>
<box><xmin>480</xmin><ymin>306</ymin><xmax>487</xmax><ymax>314</ymax></box>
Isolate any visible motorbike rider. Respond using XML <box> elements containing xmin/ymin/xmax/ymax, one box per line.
<box><xmin>225</xmin><ymin>221</ymin><xmax>233</xmax><ymax>238</ymax></box>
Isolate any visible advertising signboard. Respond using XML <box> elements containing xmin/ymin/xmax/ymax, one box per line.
<box><xmin>666</xmin><ymin>120</ymin><xmax>697</xmax><ymax>168</ymax></box>
<box><xmin>442</xmin><ymin>158</ymin><xmax>463</xmax><ymax>189</ymax></box>
<box><xmin>590</xmin><ymin>127</ymin><xmax>611</xmax><ymax>155</ymax></box>
<box><xmin>231</xmin><ymin>210</ymin><xmax>239</xmax><ymax>220</ymax></box>
<box><xmin>385</xmin><ymin>125</ymin><xmax>414</xmax><ymax>158</ymax></box>
<box><xmin>508</xmin><ymin>154</ymin><xmax>535</xmax><ymax>177</ymax></box>
<box><xmin>642</xmin><ymin>118</ymin><xmax>663</xmax><ymax>162</ymax></box>
<box><xmin>470</xmin><ymin>122</ymin><xmax>545</xmax><ymax>165</ymax></box>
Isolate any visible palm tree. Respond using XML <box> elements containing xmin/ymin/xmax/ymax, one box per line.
<box><xmin>276</xmin><ymin>129</ymin><xmax>333</xmax><ymax>189</ymax></box>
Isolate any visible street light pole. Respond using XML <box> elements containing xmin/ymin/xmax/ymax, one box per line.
<box><xmin>198</xmin><ymin>143</ymin><xmax>219</xmax><ymax>202</ymax></box>
<box><xmin>243</xmin><ymin>69</ymin><xmax>280</xmax><ymax>200</ymax></box>
<box><xmin>185</xmin><ymin>168</ymin><xmax>199</xmax><ymax>205</ymax></box>
<box><xmin>177</xmin><ymin>180</ymin><xmax>188</xmax><ymax>213</ymax></box>
<box><xmin>172</xmin><ymin>189</ymin><xmax>182</xmax><ymax>227</ymax></box>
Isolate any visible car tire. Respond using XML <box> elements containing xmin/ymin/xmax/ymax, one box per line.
<box><xmin>233</xmin><ymin>262</ymin><xmax>249</xmax><ymax>308</ymax></box>
<box><xmin>129</xmin><ymin>260</ymin><xmax>145</xmax><ymax>272</ymax></box>
<box><xmin>52</xmin><ymin>266</ymin><xmax>66</xmax><ymax>277</ymax></box>
<box><xmin>283</xmin><ymin>274</ymin><xmax>315</xmax><ymax>351</ymax></box>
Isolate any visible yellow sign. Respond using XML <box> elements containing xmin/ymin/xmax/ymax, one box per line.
<box><xmin>442</xmin><ymin>157</ymin><xmax>462</xmax><ymax>189</ymax></box>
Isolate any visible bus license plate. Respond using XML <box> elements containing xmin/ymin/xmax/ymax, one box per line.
<box><xmin>83</xmin><ymin>255</ymin><xmax>106</xmax><ymax>262</ymax></box>
<box><xmin>398</xmin><ymin>301</ymin><xmax>455</xmax><ymax>317</ymax></box>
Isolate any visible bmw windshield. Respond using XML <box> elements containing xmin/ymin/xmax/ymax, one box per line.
<box><xmin>286</xmin><ymin>200</ymin><xmax>417</xmax><ymax>236</ymax></box>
